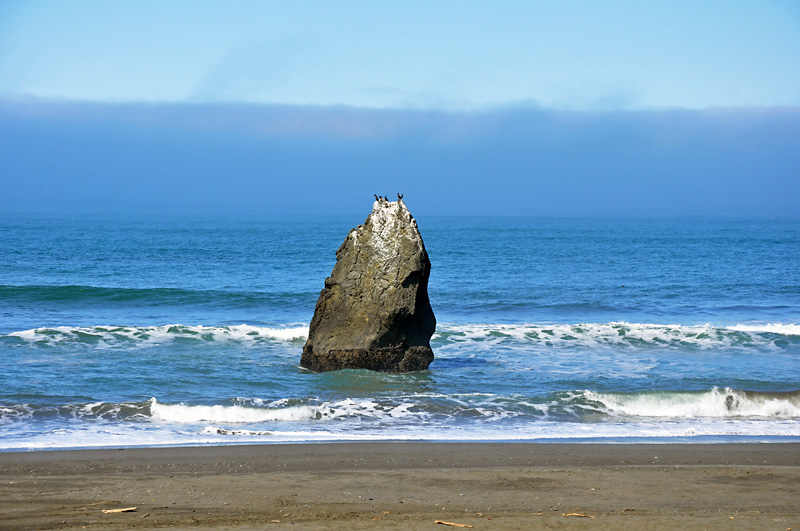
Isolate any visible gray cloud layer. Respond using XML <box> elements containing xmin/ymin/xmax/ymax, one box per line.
<box><xmin>2</xmin><ymin>100</ymin><xmax>798</xmax><ymax>217</ymax></box>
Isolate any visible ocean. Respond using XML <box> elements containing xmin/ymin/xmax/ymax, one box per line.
<box><xmin>1</xmin><ymin>211</ymin><xmax>799</xmax><ymax>450</ymax></box>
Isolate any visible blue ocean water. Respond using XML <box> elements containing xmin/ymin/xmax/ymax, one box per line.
<box><xmin>1</xmin><ymin>211</ymin><xmax>799</xmax><ymax>450</ymax></box>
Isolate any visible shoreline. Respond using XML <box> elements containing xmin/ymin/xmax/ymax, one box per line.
<box><xmin>3</xmin><ymin>437</ymin><xmax>800</xmax><ymax>456</ymax></box>
<box><xmin>4</xmin><ymin>434</ymin><xmax>800</xmax><ymax>454</ymax></box>
<box><xmin>3</xmin><ymin>442</ymin><xmax>799</xmax><ymax>529</ymax></box>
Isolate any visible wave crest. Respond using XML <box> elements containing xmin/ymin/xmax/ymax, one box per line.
<box><xmin>585</xmin><ymin>388</ymin><xmax>800</xmax><ymax>418</ymax></box>
<box><xmin>5</xmin><ymin>324</ymin><xmax>308</xmax><ymax>348</ymax></box>
<box><xmin>5</xmin><ymin>322</ymin><xmax>798</xmax><ymax>350</ymax></box>
<box><xmin>434</xmin><ymin>322</ymin><xmax>800</xmax><ymax>350</ymax></box>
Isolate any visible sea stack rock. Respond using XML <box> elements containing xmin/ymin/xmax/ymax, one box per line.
<box><xmin>301</xmin><ymin>195</ymin><xmax>436</xmax><ymax>372</ymax></box>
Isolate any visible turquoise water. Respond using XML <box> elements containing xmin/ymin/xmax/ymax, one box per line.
<box><xmin>1</xmin><ymin>212</ymin><xmax>799</xmax><ymax>449</ymax></box>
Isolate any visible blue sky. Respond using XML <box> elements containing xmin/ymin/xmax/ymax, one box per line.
<box><xmin>2</xmin><ymin>0</ymin><xmax>799</xmax><ymax>109</ymax></box>
<box><xmin>1</xmin><ymin>1</ymin><xmax>799</xmax><ymax>216</ymax></box>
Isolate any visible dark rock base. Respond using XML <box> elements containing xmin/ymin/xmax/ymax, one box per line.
<box><xmin>300</xmin><ymin>345</ymin><xmax>434</xmax><ymax>373</ymax></box>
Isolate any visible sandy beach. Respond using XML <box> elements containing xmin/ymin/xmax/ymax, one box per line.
<box><xmin>1</xmin><ymin>442</ymin><xmax>798</xmax><ymax>530</ymax></box>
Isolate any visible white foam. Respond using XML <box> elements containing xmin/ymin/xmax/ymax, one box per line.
<box><xmin>728</xmin><ymin>323</ymin><xmax>800</xmax><ymax>335</ymax></box>
<box><xmin>3</xmin><ymin>409</ymin><xmax>800</xmax><ymax>451</ymax></box>
<box><xmin>585</xmin><ymin>388</ymin><xmax>800</xmax><ymax>418</ymax></box>
<box><xmin>8</xmin><ymin>322</ymin><xmax>796</xmax><ymax>350</ymax></box>
<box><xmin>6</xmin><ymin>324</ymin><xmax>308</xmax><ymax>347</ymax></box>
<box><xmin>146</xmin><ymin>395</ymin><xmax>502</xmax><ymax>428</ymax></box>
<box><xmin>145</xmin><ymin>397</ymin><xmax>430</xmax><ymax>436</ymax></box>
<box><xmin>433</xmin><ymin>322</ymin><xmax>798</xmax><ymax>350</ymax></box>
<box><xmin>201</xmin><ymin>426</ymin><xmax>273</xmax><ymax>436</ymax></box>
<box><xmin>54</xmin><ymin>418</ymin><xmax>800</xmax><ymax>446</ymax></box>
<box><xmin>0</xmin><ymin>404</ymin><xmax>35</xmax><ymax>423</ymax></box>
<box><xmin>149</xmin><ymin>398</ymin><xmax>325</xmax><ymax>423</ymax></box>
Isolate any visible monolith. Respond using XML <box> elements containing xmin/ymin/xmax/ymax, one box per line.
<box><xmin>301</xmin><ymin>195</ymin><xmax>436</xmax><ymax>372</ymax></box>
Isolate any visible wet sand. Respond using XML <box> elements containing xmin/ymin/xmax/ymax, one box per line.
<box><xmin>1</xmin><ymin>442</ymin><xmax>799</xmax><ymax>530</ymax></box>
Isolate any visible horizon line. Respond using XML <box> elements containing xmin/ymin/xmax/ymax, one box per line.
<box><xmin>3</xmin><ymin>94</ymin><xmax>800</xmax><ymax>115</ymax></box>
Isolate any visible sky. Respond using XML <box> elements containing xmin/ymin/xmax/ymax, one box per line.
<box><xmin>1</xmin><ymin>1</ymin><xmax>799</xmax><ymax>217</ymax></box>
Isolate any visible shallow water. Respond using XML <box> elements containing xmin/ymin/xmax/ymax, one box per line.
<box><xmin>1</xmin><ymin>213</ymin><xmax>799</xmax><ymax>449</ymax></box>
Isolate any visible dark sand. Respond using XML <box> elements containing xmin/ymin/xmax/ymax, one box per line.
<box><xmin>1</xmin><ymin>443</ymin><xmax>798</xmax><ymax>530</ymax></box>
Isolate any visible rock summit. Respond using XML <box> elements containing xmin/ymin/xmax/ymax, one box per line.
<box><xmin>301</xmin><ymin>195</ymin><xmax>436</xmax><ymax>372</ymax></box>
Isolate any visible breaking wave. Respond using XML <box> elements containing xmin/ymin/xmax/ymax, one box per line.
<box><xmin>4</xmin><ymin>324</ymin><xmax>308</xmax><ymax>348</ymax></box>
<box><xmin>584</xmin><ymin>388</ymin><xmax>800</xmax><ymax>418</ymax></box>
<box><xmin>3</xmin><ymin>389</ymin><xmax>799</xmax><ymax>450</ymax></box>
<box><xmin>0</xmin><ymin>399</ymin><xmax>153</xmax><ymax>424</ymax></box>
<box><xmin>150</xmin><ymin>398</ymin><xmax>328</xmax><ymax>423</ymax></box>
<box><xmin>4</xmin><ymin>389</ymin><xmax>797</xmax><ymax>429</ymax></box>
<box><xmin>144</xmin><ymin>389</ymin><xmax>800</xmax><ymax>423</ymax></box>
<box><xmin>4</xmin><ymin>322</ymin><xmax>799</xmax><ymax>350</ymax></box>
<box><xmin>434</xmin><ymin>322</ymin><xmax>800</xmax><ymax>351</ymax></box>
